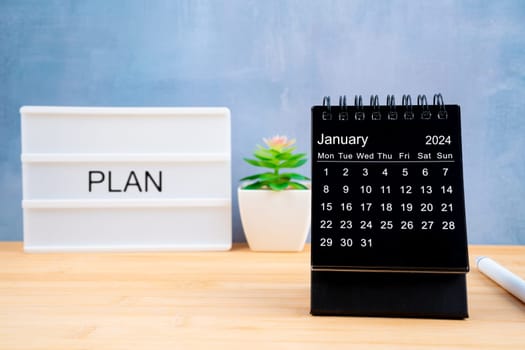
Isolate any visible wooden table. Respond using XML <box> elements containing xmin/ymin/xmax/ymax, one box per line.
<box><xmin>1</xmin><ymin>243</ymin><xmax>524</xmax><ymax>349</ymax></box>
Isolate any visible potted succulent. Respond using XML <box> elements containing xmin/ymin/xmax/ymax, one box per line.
<box><xmin>238</xmin><ymin>135</ymin><xmax>311</xmax><ymax>251</ymax></box>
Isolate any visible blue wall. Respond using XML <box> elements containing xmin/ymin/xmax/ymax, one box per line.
<box><xmin>1</xmin><ymin>0</ymin><xmax>524</xmax><ymax>243</ymax></box>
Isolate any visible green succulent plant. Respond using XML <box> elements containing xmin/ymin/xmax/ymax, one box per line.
<box><xmin>241</xmin><ymin>135</ymin><xmax>310</xmax><ymax>191</ymax></box>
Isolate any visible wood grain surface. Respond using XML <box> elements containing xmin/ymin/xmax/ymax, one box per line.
<box><xmin>0</xmin><ymin>243</ymin><xmax>524</xmax><ymax>349</ymax></box>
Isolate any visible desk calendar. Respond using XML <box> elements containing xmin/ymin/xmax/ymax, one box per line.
<box><xmin>310</xmin><ymin>95</ymin><xmax>469</xmax><ymax>319</ymax></box>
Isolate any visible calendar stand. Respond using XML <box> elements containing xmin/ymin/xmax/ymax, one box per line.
<box><xmin>311</xmin><ymin>271</ymin><xmax>467</xmax><ymax>318</ymax></box>
<box><xmin>310</xmin><ymin>95</ymin><xmax>469</xmax><ymax>319</ymax></box>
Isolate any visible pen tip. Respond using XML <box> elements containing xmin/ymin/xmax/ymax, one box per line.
<box><xmin>475</xmin><ymin>256</ymin><xmax>486</xmax><ymax>266</ymax></box>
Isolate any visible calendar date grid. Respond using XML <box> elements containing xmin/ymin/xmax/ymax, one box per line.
<box><xmin>313</xmin><ymin>161</ymin><xmax>459</xmax><ymax>250</ymax></box>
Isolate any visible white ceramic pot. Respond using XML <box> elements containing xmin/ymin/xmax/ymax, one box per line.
<box><xmin>238</xmin><ymin>187</ymin><xmax>311</xmax><ymax>251</ymax></box>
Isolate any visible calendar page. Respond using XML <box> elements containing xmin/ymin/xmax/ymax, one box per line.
<box><xmin>311</xmin><ymin>98</ymin><xmax>469</xmax><ymax>272</ymax></box>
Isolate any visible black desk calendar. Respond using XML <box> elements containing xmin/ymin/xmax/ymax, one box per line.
<box><xmin>310</xmin><ymin>94</ymin><xmax>469</xmax><ymax>319</ymax></box>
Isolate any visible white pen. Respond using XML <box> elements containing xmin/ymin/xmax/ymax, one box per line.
<box><xmin>476</xmin><ymin>256</ymin><xmax>525</xmax><ymax>303</ymax></box>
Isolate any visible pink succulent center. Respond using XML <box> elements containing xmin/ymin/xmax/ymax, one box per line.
<box><xmin>263</xmin><ymin>135</ymin><xmax>295</xmax><ymax>150</ymax></box>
